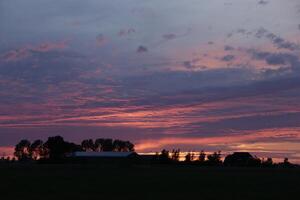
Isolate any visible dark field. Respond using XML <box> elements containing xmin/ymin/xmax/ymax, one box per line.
<box><xmin>1</xmin><ymin>164</ymin><xmax>299</xmax><ymax>200</ymax></box>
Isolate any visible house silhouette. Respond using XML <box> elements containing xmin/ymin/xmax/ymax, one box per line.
<box><xmin>224</xmin><ymin>152</ymin><xmax>261</xmax><ymax>167</ymax></box>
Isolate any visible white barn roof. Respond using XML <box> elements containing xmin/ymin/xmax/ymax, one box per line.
<box><xmin>72</xmin><ymin>151</ymin><xmax>136</xmax><ymax>158</ymax></box>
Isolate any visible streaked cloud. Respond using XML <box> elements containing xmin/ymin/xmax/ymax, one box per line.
<box><xmin>0</xmin><ymin>41</ymin><xmax>68</xmax><ymax>62</ymax></box>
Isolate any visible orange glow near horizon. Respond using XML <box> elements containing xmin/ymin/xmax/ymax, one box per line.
<box><xmin>135</xmin><ymin>128</ymin><xmax>300</xmax><ymax>151</ymax></box>
<box><xmin>0</xmin><ymin>147</ymin><xmax>15</xmax><ymax>158</ymax></box>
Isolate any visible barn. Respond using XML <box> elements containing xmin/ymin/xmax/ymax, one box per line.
<box><xmin>224</xmin><ymin>152</ymin><xmax>261</xmax><ymax>167</ymax></box>
<box><xmin>69</xmin><ymin>151</ymin><xmax>140</xmax><ymax>164</ymax></box>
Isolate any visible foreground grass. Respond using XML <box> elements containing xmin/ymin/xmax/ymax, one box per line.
<box><xmin>1</xmin><ymin>164</ymin><xmax>299</xmax><ymax>200</ymax></box>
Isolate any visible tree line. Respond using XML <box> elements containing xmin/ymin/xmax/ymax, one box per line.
<box><xmin>4</xmin><ymin>136</ymin><xmax>297</xmax><ymax>168</ymax></box>
<box><xmin>155</xmin><ymin>149</ymin><xmax>224</xmax><ymax>166</ymax></box>
<box><xmin>152</xmin><ymin>149</ymin><xmax>296</xmax><ymax>168</ymax></box>
<box><xmin>13</xmin><ymin>136</ymin><xmax>134</xmax><ymax>161</ymax></box>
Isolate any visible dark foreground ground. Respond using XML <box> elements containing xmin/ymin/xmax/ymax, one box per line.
<box><xmin>1</xmin><ymin>164</ymin><xmax>299</xmax><ymax>200</ymax></box>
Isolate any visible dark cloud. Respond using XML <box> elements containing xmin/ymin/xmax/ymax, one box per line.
<box><xmin>226</xmin><ymin>33</ymin><xmax>233</xmax><ymax>38</ymax></box>
<box><xmin>162</xmin><ymin>33</ymin><xmax>177</xmax><ymax>40</ymax></box>
<box><xmin>256</xmin><ymin>28</ymin><xmax>300</xmax><ymax>51</ymax></box>
<box><xmin>255</xmin><ymin>27</ymin><xmax>268</xmax><ymax>38</ymax></box>
<box><xmin>222</xmin><ymin>55</ymin><xmax>235</xmax><ymax>62</ymax></box>
<box><xmin>161</xmin><ymin>29</ymin><xmax>191</xmax><ymax>42</ymax></box>
<box><xmin>118</xmin><ymin>28</ymin><xmax>136</xmax><ymax>37</ymax></box>
<box><xmin>258</xmin><ymin>0</ymin><xmax>268</xmax><ymax>5</ymax></box>
<box><xmin>182</xmin><ymin>60</ymin><xmax>206</xmax><ymax>70</ymax></box>
<box><xmin>233</xmin><ymin>28</ymin><xmax>300</xmax><ymax>51</ymax></box>
<box><xmin>251</xmin><ymin>50</ymin><xmax>300</xmax><ymax>66</ymax></box>
<box><xmin>224</xmin><ymin>45</ymin><xmax>235</xmax><ymax>51</ymax></box>
<box><xmin>136</xmin><ymin>45</ymin><xmax>148</xmax><ymax>53</ymax></box>
<box><xmin>237</xmin><ymin>29</ymin><xmax>247</xmax><ymax>34</ymax></box>
<box><xmin>229</xmin><ymin>29</ymin><xmax>252</xmax><ymax>38</ymax></box>
<box><xmin>183</xmin><ymin>61</ymin><xmax>194</xmax><ymax>69</ymax></box>
<box><xmin>249</xmin><ymin>49</ymin><xmax>300</xmax><ymax>77</ymax></box>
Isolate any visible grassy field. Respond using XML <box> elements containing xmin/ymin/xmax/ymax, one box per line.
<box><xmin>1</xmin><ymin>164</ymin><xmax>299</xmax><ymax>200</ymax></box>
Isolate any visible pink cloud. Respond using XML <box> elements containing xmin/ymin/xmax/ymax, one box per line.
<box><xmin>1</xmin><ymin>48</ymin><xmax>31</xmax><ymax>62</ymax></box>
<box><xmin>135</xmin><ymin>128</ymin><xmax>300</xmax><ymax>152</ymax></box>
<box><xmin>31</xmin><ymin>41</ymin><xmax>67</xmax><ymax>52</ymax></box>
<box><xmin>0</xmin><ymin>40</ymin><xmax>68</xmax><ymax>62</ymax></box>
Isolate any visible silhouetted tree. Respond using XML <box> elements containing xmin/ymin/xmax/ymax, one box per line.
<box><xmin>124</xmin><ymin>141</ymin><xmax>135</xmax><ymax>152</ymax></box>
<box><xmin>284</xmin><ymin>158</ymin><xmax>289</xmax><ymax>165</ymax></box>
<box><xmin>102</xmin><ymin>139</ymin><xmax>114</xmax><ymax>151</ymax></box>
<box><xmin>262</xmin><ymin>157</ymin><xmax>273</xmax><ymax>167</ymax></box>
<box><xmin>82</xmin><ymin>138</ymin><xmax>134</xmax><ymax>152</ymax></box>
<box><xmin>13</xmin><ymin>136</ymin><xmax>137</xmax><ymax>162</ymax></box>
<box><xmin>67</xmin><ymin>142</ymin><xmax>82</xmax><ymax>153</ymax></box>
<box><xmin>207</xmin><ymin>151</ymin><xmax>222</xmax><ymax>166</ymax></box>
<box><xmin>29</xmin><ymin>140</ymin><xmax>45</xmax><ymax>160</ymax></box>
<box><xmin>111</xmin><ymin>139</ymin><xmax>134</xmax><ymax>152</ymax></box>
<box><xmin>251</xmin><ymin>156</ymin><xmax>262</xmax><ymax>167</ymax></box>
<box><xmin>267</xmin><ymin>157</ymin><xmax>273</xmax><ymax>164</ymax></box>
<box><xmin>278</xmin><ymin>157</ymin><xmax>294</xmax><ymax>168</ymax></box>
<box><xmin>185</xmin><ymin>152</ymin><xmax>195</xmax><ymax>163</ymax></box>
<box><xmin>159</xmin><ymin>149</ymin><xmax>171</xmax><ymax>163</ymax></box>
<box><xmin>152</xmin><ymin>152</ymin><xmax>160</xmax><ymax>162</ymax></box>
<box><xmin>113</xmin><ymin>139</ymin><xmax>124</xmax><ymax>152</ymax></box>
<box><xmin>95</xmin><ymin>138</ymin><xmax>105</xmax><ymax>151</ymax></box>
<box><xmin>44</xmin><ymin>136</ymin><xmax>76</xmax><ymax>160</ymax></box>
<box><xmin>14</xmin><ymin>139</ymin><xmax>31</xmax><ymax>161</ymax></box>
<box><xmin>114</xmin><ymin>140</ymin><xmax>134</xmax><ymax>152</ymax></box>
<box><xmin>81</xmin><ymin>139</ymin><xmax>95</xmax><ymax>151</ymax></box>
<box><xmin>198</xmin><ymin>150</ymin><xmax>206</xmax><ymax>163</ymax></box>
<box><xmin>171</xmin><ymin>149</ymin><xmax>180</xmax><ymax>162</ymax></box>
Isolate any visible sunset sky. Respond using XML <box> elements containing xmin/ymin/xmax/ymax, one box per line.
<box><xmin>1</xmin><ymin>0</ymin><xmax>300</xmax><ymax>162</ymax></box>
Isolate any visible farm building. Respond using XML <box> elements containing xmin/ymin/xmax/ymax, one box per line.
<box><xmin>68</xmin><ymin>151</ymin><xmax>140</xmax><ymax>164</ymax></box>
<box><xmin>224</xmin><ymin>152</ymin><xmax>261</xmax><ymax>167</ymax></box>
<box><xmin>72</xmin><ymin>151</ymin><xmax>138</xmax><ymax>158</ymax></box>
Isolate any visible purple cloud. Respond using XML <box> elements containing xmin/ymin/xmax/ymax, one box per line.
<box><xmin>136</xmin><ymin>45</ymin><xmax>148</xmax><ymax>53</ymax></box>
<box><xmin>258</xmin><ymin>0</ymin><xmax>268</xmax><ymax>5</ymax></box>
<box><xmin>162</xmin><ymin>33</ymin><xmax>177</xmax><ymax>40</ymax></box>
